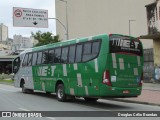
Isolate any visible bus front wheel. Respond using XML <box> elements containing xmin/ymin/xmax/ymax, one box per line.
<box><xmin>56</xmin><ymin>84</ymin><xmax>67</xmax><ymax>102</ymax></box>
<box><xmin>21</xmin><ymin>82</ymin><xmax>28</xmax><ymax>93</ymax></box>
<box><xmin>21</xmin><ymin>82</ymin><xmax>33</xmax><ymax>94</ymax></box>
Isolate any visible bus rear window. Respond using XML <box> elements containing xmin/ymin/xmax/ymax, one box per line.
<box><xmin>109</xmin><ymin>35</ymin><xmax>143</xmax><ymax>56</ymax></box>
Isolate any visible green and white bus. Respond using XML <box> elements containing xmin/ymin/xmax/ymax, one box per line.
<box><xmin>13</xmin><ymin>34</ymin><xmax>143</xmax><ymax>102</ymax></box>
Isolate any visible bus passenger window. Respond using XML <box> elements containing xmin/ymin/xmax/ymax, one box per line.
<box><xmin>54</xmin><ymin>48</ymin><xmax>61</xmax><ymax>63</ymax></box>
<box><xmin>92</xmin><ymin>41</ymin><xmax>100</xmax><ymax>54</ymax></box>
<box><xmin>75</xmin><ymin>44</ymin><xmax>82</xmax><ymax>63</ymax></box>
<box><xmin>37</xmin><ymin>52</ymin><xmax>42</xmax><ymax>65</ymax></box>
<box><xmin>42</xmin><ymin>50</ymin><xmax>49</xmax><ymax>64</ymax></box>
<box><xmin>69</xmin><ymin>45</ymin><xmax>76</xmax><ymax>63</ymax></box>
<box><xmin>22</xmin><ymin>54</ymin><xmax>28</xmax><ymax>67</ymax></box>
<box><xmin>48</xmin><ymin>49</ymin><xmax>55</xmax><ymax>63</ymax></box>
<box><xmin>32</xmin><ymin>52</ymin><xmax>37</xmax><ymax>66</ymax></box>
<box><xmin>82</xmin><ymin>42</ymin><xmax>92</xmax><ymax>61</ymax></box>
<box><xmin>27</xmin><ymin>53</ymin><xmax>33</xmax><ymax>66</ymax></box>
<box><xmin>61</xmin><ymin>47</ymin><xmax>68</xmax><ymax>63</ymax></box>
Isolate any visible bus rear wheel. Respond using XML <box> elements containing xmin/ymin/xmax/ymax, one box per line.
<box><xmin>56</xmin><ymin>84</ymin><xmax>67</xmax><ymax>102</ymax></box>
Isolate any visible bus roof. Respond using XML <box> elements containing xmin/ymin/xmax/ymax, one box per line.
<box><xmin>31</xmin><ymin>34</ymin><xmax>107</xmax><ymax>52</ymax></box>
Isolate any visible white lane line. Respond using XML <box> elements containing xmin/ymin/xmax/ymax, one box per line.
<box><xmin>0</xmin><ymin>88</ymin><xmax>13</xmax><ymax>92</ymax></box>
<box><xmin>46</xmin><ymin>117</ymin><xmax>56</xmax><ymax>120</ymax></box>
<box><xmin>18</xmin><ymin>108</ymin><xmax>30</xmax><ymax>111</ymax></box>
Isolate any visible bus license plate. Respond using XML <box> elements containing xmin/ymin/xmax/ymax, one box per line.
<box><xmin>123</xmin><ymin>90</ymin><xmax>130</xmax><ymax>94</ymax></box>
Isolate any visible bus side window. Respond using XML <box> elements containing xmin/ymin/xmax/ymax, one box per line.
<box><xmin>32</xmin><ymin>52</ymin><xmax>37</xmax><ymax>66</ymax></box>
<box><xmin>37</xmin><ymin>52</ymin><xmax>42</xmax><ymax>65</ymax></box>
<box><xmin>42</xmin><ymin>50</ymin><xmax>49</xmax><ymax>64</ymax></box>
<box><xmin>61</xmin><ymin>47</ymin><xmax>69</xmax><ymax>63</ymax></box>
<box><xmin>82</xmin><ymin>41</ymin><xmax>100</xmax><ymax>62</ymax></box>
<box><xmin>54</xmin><ymin>48</ymin><xmax>61</xmax><ymax>63</ymax></box>
<box><xmin>91</xmin><ymin>41</ymin><xmax>100</xmax><ymax>57</ymax></box>
<box><xmin>68</xmin><ymin>45</ymin><xmax>76</xmax><ymax>63</ymax></box>
<box><xmin>48</xmin><ymin>49</ymin><xmax>55</xmax><ymax>63</ymax></box>
<box><xmin>22</xmin><ymin>54</ymin><xmax>29</xmax><ymax>67</ymax></box>
<box><xmin>82</xmin><ymin>42</ymin><xmax>92</xmax><ymax>62</ymax></box>
<box><xmin>75</xmin><ymin>44</ymin><xmax>83</xmax><ymax>63</ymax></box>
<box><xmin>27</xmin><ymin>53</ymin><xmax>33</xmax><ymax>66</ymax></box>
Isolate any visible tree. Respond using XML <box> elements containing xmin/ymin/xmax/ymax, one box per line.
<box><xmin>31</xmin><ymin>31</ymin><xmax>60</xmax><ymax>47</ymax></box>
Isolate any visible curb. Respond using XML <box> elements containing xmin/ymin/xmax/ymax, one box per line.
<box><xmin>0</xmin><ymin>82</ymin><xmax>13</xmax><ymax>86</ymax></box>
<box><xmin>143</xmin><ymin>88</ymin><xmax>160</xmax><ymax>91</ymax></box>
<box><xmin>106</xmin><ymin>98</ymin><xmax>160</xmax><ymax>107</ymax></box>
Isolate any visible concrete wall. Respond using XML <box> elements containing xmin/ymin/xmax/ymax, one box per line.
<box><xmin>55</xmin><ymin>0</ymin><xmax>153</xmax><ymax>42</ymax></box>
<box><xmin>140</xmin><ymin>39</ymin><xmax>153</xmax><ymax>49</ymax></box>
<box><xmin>153</xmin><ymin>39</ymin><xmax>160</xmax><ymax>65</ymax></box>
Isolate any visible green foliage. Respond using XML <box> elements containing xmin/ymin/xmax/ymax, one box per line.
<box><xmin>31</xmin><ymin>31</ymin><xmax>60</xmax><ymax>47</ymax></box>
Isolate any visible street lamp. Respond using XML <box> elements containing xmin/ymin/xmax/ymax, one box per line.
<box><xmin>48</xmin><ymin>18</ymin><xmax>67</xmax><ymax>37</ymax></box>
<box><xmin>129</xmin><ymin>20</ymin><xmax>136</xmax><ymax>36</ymax></box>
<box><xmin>57</xmin><ymin>0</ymin><xmax>69</xmax><ymax>40</ymax></box>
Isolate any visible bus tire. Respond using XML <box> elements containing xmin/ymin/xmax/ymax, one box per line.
<box><xmin>84</xmin><ymin>97</ymin><xmax>98</xmax><ymax>102</ymax></box>
<box><xmin>21</xmin><ymin>82</ymin><xmax>33</xmax><ymax>94</ymax></box>
<box><xmin>56</xmin><ymin>84</ymin><xmax>67</xmax><ymax>102</ymax></box>
<box><xmin>22</xmin><ymin>82</ymin><xmax>28</xmax><ymax>93</ymax></box>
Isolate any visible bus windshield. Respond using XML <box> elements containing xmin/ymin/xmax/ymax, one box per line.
<box><xmin>109</xmin><ymin>35</ymin><xmax>143</xmax><ymax>56</ymax></box>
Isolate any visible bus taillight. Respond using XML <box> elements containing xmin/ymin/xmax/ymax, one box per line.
<box><xmin>139</xmin><ymin>73</ymin><xmax>143</xmax><ymax>86</ymax></box>
<box><xmin>103</xmin><ymin>70</ymin><xmax>112</xmax><ymax>86</ymax></box>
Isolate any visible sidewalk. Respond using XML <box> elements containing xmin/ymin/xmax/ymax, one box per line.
<box><xmin>110</xmin><ymin>83</ymin><xmax>160</xmax><ymax>106</ymax></box>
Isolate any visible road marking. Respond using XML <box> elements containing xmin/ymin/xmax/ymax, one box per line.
<box><xmin>46</xmin><ymin>117</ymin><xmax>56</xmax><ymax>120</ymax></box>
<box><xmin>18</xmin><ymin>108</ymin><xmax>30</xmax><ymax>111</ymax></box>
<box><xmin>0</xmin><ymin>88</ymin><xmax>13</xmax><ymax>92</ymax></box>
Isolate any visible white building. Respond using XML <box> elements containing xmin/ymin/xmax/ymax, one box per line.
<box><xmin>0</xmin><ymin>23</ymin><xmax>8</xmax><ymax>42</ymax></box>
<box><xmin>55</xmin><ymin>0</ymin><xmax>154</xmax><ymax>48</ymax></box>
<box><xmin>13</xmin><ymin>35</ymin><xmax>34</xmax><ymax>51</ymax></box>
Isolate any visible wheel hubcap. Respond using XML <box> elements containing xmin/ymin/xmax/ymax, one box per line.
<box><xmin>58</xmin><ymin>88</ymin><xmax>63</xmax><ymax>99</ymax></box>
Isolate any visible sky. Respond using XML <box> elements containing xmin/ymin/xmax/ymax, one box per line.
<box><xmin>0</xmin><ymin>0</ymin><xmax>56</xmax><ymax>38</ymax></box>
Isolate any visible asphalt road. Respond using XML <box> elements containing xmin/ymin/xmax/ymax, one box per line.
<box><xmin>0</xmin><ymin>84</ymin><xmax>160</xmax><ymax>120</ymax></box>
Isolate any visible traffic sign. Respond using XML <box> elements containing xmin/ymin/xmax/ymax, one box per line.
<box><xmin>13</xmin><ymin>7</ymin><xmax>48</xmax><ymax>28</ymax></box>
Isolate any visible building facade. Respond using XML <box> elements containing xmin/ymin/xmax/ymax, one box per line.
<box><xmin>145</xmin><ymin>0</ymin><xmax>160</xmax><ymax>66</ymax></box>
<box><xmin>55</xmin><ymin>0</ymin><xmax>153</xmax><ymax>41</ymax></box>
<box><xmin>13</xmin><ymin>35</ymin><xmax>34</xmax><ymax>51</ymax></box>
<box><xmin>146</xmin><ymin>0</ymin><xmax>160</xmax><ymax>34</ymax></box>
